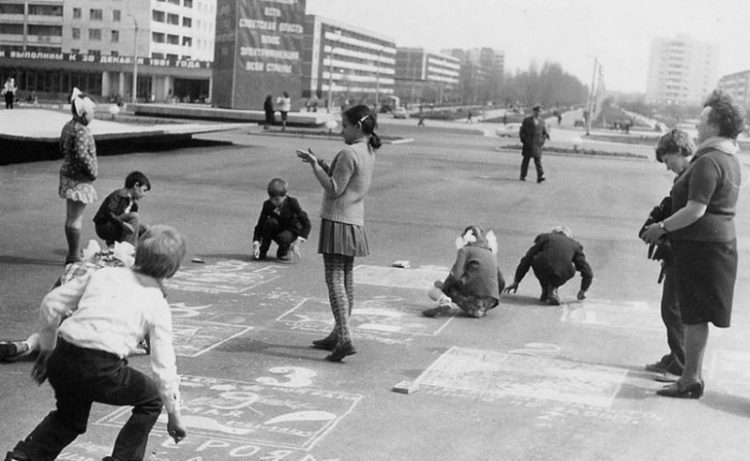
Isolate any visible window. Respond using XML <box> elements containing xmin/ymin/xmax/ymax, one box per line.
<box><xmin>184</xmin><ymin>0</ymin><xmax>193</xmax><ymax>7</ymax></box>
<box><xmin>113</xmin><ymin>10</ymin><xmax>121</xmax><ymax>21</ymax></box>
<box><xmin>167</xmin><ymin>34</ymin><xmax>179</xmax><ymax>45</ymax></box>
<box><xmin>152</xmin><ymin>32</ymin><xmax>165</xmax><ymax>43</ymax></box>
<box><xmin>72</xmin><ymin>28</ymin><xmax>80</xmax><ymax>39</ymax></box>
<box><xmin>88</xmin><ymin>50</ymin><xmax>101</xmax><ymax>57</ymax></box>
<box><xmin>166</xmin><ymin>53</ymin><xmax>178</xmax><ymax>60</ymax></box>
<box><xmin>0</xmin><ymin>24</ymin><xmax>24</xmax><ymax>35</ymax></box>
<box><xmin>181</xmin><ymin>54</ymin><xmax>191</xmax><ymax>60</ymax></box>
<box><xmin>28</xmin><ymin>25</ymin><xmax>62</xmax><ymax>36</ymax></box>
<box><xmin>182</xmin><ymin>17</ymin><xmax>192</xmax><ymax>27</ymax></box>
<box><xmin>152</xmin><ymin>10</ymin><xmax>165</xmax><ymax>22</ymax></box>
<box><xmin>168</xmin><ymin>0</ymin><xmax>179</xmax><ymax>4</ymax></box>
<box><xmin>111</xmin><ymin>30</ymin><xmax>119</xmax><ymax>42</ymax></box>
<box><xmin>29</xmin><ymin>5</ymin><xmax>63</xmax><ymax>16</ymax></box>
<box><xmin>111</xmin><ymin>50</ymin><xmax>119</xmax><ymax>56</ymax></box>
<box><xmin>182</xmin><ymin>36</ymin><xmax>192</xmax><ymax>47</ymax></box>
<box><xmin>0</xmin><ymin>4</ymin><xmax>24</xmax><ymax>14</ymax></box>
<box><xmin>73</xmin><ymin>8</ymin><xmax>81</xmax><ymax>18</ymax></box>
<box><xmin>89</xmin><ymin>9</ymin><xmax>103</xmax><ymax>20</ymax></box>
<box><xmin>89</xmin><ymin>29</ymin><xmax>102</xmax><ymax>40</ymax></box>
<box><xmin>151</xmin><ymin>52</ymin><xmax>165</xmax><ymax>59</ymax></box>
<box><xmin>167</xmin><ymin>13</ymin><xmax>179</xmax><ymax>25</ymax></box>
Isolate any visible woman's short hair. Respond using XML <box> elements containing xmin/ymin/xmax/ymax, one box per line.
<box><xmin>655</xmin><ymin>129</ymin><xmax>694</xmax><ymax>162</ymax></box>
<box><xmin>267</xmin><ymin>178</ymin><xmax>287</xmax><ymax>197</ymax></box>
<box><xmin>135</xmin><ymin>225</ymin><xmax>186</xmax><ymax>279</ymax></box>
<box><xmin>703</xmin><ymin>89</ymin><xmax>746</xmax><ymax>139</ymax></box>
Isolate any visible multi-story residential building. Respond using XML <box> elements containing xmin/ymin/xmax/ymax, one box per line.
<box><xmin>718</xmin><ymin>70</ymin><xmax>750</xmax><ymax>109</ymax></box>
<box><xmin>645</xmin><ymin>35</ymin><xmax>719</xmax><ymax>105</ymax></box>
<box><xmin>302</xmin><ymin>15</ymin><xmax>395</xmax><ymax>110</ymax></box>
<box><xmin>394</xmin><ymin>47</ymin><xmax>460</xmax><ymax>104</ymax></box>
<box><xmin>0</xmin><ymin>0</ymin><xmax>215</xmax><ymax>102</ymax></box>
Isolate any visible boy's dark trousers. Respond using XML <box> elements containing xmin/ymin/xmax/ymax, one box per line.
<box><xmin>259</xmin><ymin>218</ymin><xmax>295</xmax><ymax>258</ymax></box>
<box><xmin>532</xmin><ymin>265</ymin><xmax>571</xmax><ymax>295</ymax></box>
<box><xmin>11</xmin><ymin>339</ymin><xmax>163</xmax><ymax>461</ymax></box>
<box><xmin>95</xmin><ymin>212</ymin><xmax>145</xmax><ymax>247</ymax></box>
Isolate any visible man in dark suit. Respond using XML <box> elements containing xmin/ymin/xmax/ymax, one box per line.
<box><xmin>519</xmin><ymin>104</ymin><xmax>550</xmax><ymax>183</ymax></box>
<box><xmin>504</xmin><ymin>226</ymin><xmax>593</xmax><ymax>305</ymax></box>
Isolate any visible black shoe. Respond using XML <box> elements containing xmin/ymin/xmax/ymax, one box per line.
<box><xmin>277</xmin><ymin>252</ymin><xmax>292</xmax><ymax>261</ymax></box>
<box><xmin>547</xmin><ymin>288</ymin><xmax>560</xmax><ymax>305</ymax></box>
<box><xmin>644</xmin><ymin>360</ymin><xmax>669</xmax><ymax>373</ymax></box>
<box><xmin>537</xmin><ymin>176</ymin><xmax>546</xmax><ymax>183</ymax></box>
<box><xmin>656</xmin><ymin>380</ymin><xmax>704</xmax><ymax>399</ymax></box>
<box><xmin>5</xmin><ymin>451</ymin><xmax>31</xmax><ymax>461</ymax></box>
<box><xmin>539</xmin><ymin>286</ymin><xmax>551</xmax><ymax>303</ymax></box>
<box><xmin>325</xmin><ymin>341</ymin><xmax>357</xmax><ymax>362</ymax></box>
<box><xmin>422</xmin><ymin>304</ymin><xmax>451</xmax><ymax>318</ymax></box>
<box><xmin>0</xmin><ymin>341</ymin><xmax>19</xmax><ymax>361</ymax></box>
<box><xmin>311</xmin><ymin>336</ymin><xmax>337</xmax><ymax>351</ymax></box>
<box><xmin>519</xmin><ymin>177</ymin><xmax>526</xmax><ymax>181</ymax></box>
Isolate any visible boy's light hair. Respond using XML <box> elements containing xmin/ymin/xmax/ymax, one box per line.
<box><xmin>267</xmin><ymin>178</ymin><xmax>288</xmax><ymax>198</ymax></box>
<box><xmin>135</xmin><ymin>225</ymin><xmax>186</xmax><ymax>279</ymax></box>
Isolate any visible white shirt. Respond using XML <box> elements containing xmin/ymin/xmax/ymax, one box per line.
<box><xmin>39</xmin><ymin>267</ymin><xmax>181</xmax><ymax>413</ymax></box>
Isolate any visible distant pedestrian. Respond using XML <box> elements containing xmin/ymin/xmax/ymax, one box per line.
<box><xmin>504</xmin><ymin>226</ymin><xmax>593</xmax><ymax>305</ymax></box>
<box><xmin>466</xmin><ymin>110</ymin><xmax>473</xmax><ymax>123</ymax></box>
<box><xmin>423</xmin><ymin>225</ymin><xmax>505</xmax><ymax>319</ymax></box>
<box><xmin>417</xmin><ymin>105</ymin><xmax>425</xmax><ymax>127</ymax></box>
<box><xmin>276</xmin><ymin>91</ymin><xmax>291</xmax><ymax>132</ymax></box>
<box><xmin>263</xmin><ymin>95</ymin><xmax>274</xmax><ymax>130</ymax></box>
<box><xmin>518</xmin><ymin>104</ymin><xmax>550</xmax><ymax>183</ymax></box>
<box><xmin>296</xmin><ymin>104</ymin><xmax>380</xmax><ymax>362</ymax></box>
<box><xmin>59</xmin><ymin>88</ymin><xmax>98</xmax><ymax>264</ymax></box>
<box><xmin>2</xmin><ymin>77</ymin><xmax>17</xmax><ymax>109</ymax></box>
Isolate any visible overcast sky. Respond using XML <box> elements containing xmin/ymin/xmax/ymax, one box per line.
<box><xmin>306</xmin><ymin>0</ymin><xmax>750</xmax><ymax>94</ymax></box>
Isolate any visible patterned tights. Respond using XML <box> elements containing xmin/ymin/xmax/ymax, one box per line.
<box><xmin>323</xmin><ymin>253</ymin><xmax>354</xmax><ymax>344</ymax></box>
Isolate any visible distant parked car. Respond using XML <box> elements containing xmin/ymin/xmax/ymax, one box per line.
<box><xmin>392</xmin><ymin>106</ymin><xmax>408</xmax><ymax>119</ymax></box>
<box><xmin>496</xmin><ymin>122</ymin><xmax>521</xmax><ymax>137</ymax></box>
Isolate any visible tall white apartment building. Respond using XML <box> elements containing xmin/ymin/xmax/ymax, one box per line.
<box><xmin>645</xmin><ymin>35</ymin><xmax>718</xmax><ymax>105</ymax></box>
<box><xmin>718</xmin><ymin>70</ymin><xmax>750</xmax><ymax>109</ymax></box>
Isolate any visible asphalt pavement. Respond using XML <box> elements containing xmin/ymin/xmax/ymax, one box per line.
<box><xmin>1</xmin><ymin>118</ymin><xmax>750</xmax><ymax>461</ymax></box>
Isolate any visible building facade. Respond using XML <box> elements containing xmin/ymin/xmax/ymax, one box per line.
<box><xmin>394</xmin><ymin>47</ymin><xmax>460</xmax><ymax>104</ymax></box>
<box><xmin>645</xmin><ymin>35</ymin><xmax>719</xmax><ymax>106</ymax></box>
<box><xmin>302</xmin><ymin>15</ymin><xmax>395</xmax><ymax>110</ymax></box>
<box><xmin>718</xmin><ymin>70</ymin><xmax>750</xmax><ymax>109</ymax></box>
<box><xmin>0</xmin><ymin>0</ymin><xmax>215</xmax><ymax>102</ymax></box>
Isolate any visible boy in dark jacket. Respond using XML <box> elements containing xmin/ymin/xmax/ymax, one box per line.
<box><xmin>504</xmin><ymin>226</ymin><xmax>593</xmax><ymax>305</ymax></box>
<box><xmin>93</xmin><ymin>171</ymin><xmax>150</xmax><ymax>247</ymax></box>
<box><xmin>252</xmin><ymin>178</ymin><xmax>311</xmax><ymax>260</ymax></box>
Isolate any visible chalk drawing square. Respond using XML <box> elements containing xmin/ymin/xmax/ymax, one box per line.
<box><xmin>354</xmin><ymin>264</ymin><xmax>448</xmax><ymax>290</ymax></box>
<box><xmin>172</xmin><ymin>319</ymin><xmax>253</xmax><ymax>357</ymax></box>
<box><xmin>707</xmin><ymin>349</ymin><xmax>750</xmax><ymax>398</ymax></box>
<box><xmin>560</xmin><ymin>299</ymin><xmax>661</xmax><ymax>332</ymax></box>
<box><xmin>166</xmin><ymin>260</ymin><xmax>282</xmax><ymax>294</ymax></box>
<box><xmin>413</xmin><ymin>346</ymin><xmax>626</xmax><ymax>407</ymax></box>
<box><xmin>277</xmin><ymin>296</ymin><xmax>453</xmax><ymax>337</ymax></box>
<box><xmin>96</xmin><ymin>374</ymin><xmax>362</xmax><ymax>449</ymax></box>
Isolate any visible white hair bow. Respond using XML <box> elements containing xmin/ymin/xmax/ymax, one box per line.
<box><xmin>71</xmin><ymin>87</ymin><xmax>96</xmax><ymax>118</ymax></box>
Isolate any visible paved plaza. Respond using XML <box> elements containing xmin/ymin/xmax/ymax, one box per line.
<box><xmin>1</xmin><ymin>110</ymin><xmax>750</xmax><ymax>460</ymax></box>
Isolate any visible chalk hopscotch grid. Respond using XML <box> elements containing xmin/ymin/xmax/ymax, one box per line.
<box><xmin>412</xmin><ymin>346</ymin><xmax>627</xmax><ymax>408</ymax></box>
<box><xmin>172</xmin><ymin>319</ymin><xmax>254</xmax><ymax>357</ymax></box>
<box><xmin>167</xmin><ymin>262</ymin><xmax>285</xmax><ymax>294</ymax></box>
<box><xmin>94</xmin><ymin>375</ymin><xmax>363</xmax><ymax>450</ymax></box>
<box><xmin>276</xmin><ymin>297</ymin><xmax>457</xmax><ymax>337</ymax></box>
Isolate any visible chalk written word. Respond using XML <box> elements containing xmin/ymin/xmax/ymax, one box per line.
<box><xmin>413</xmin><ymin>346</ymin><xmax>626</xmax><ymax>408</ymax></box>
<box><xmin>171</xmin><ymin>320</ymin><xmax>253</xmax><ymax>357</ymax></box>
<box><xmin>96</xmin><ymin>374</ymin><xmax>361</xmax><ymax>449</ymax></box>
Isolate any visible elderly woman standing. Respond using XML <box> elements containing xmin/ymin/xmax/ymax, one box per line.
<box><xmin>642</xmin><ymin>90</ymin><xmax>744</xmax><ymax>398</ymax></box>
<box><xmin>59</xmin><ymin>88</ymin><xmax>98</xmax><ymax>264</ymax></box>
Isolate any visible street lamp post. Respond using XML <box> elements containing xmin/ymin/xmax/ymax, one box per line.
<box><xmin>327</xmin><ymin>30</ymin><xmax>341</xmax><ymax>113</ymax></box>
<box><xmin>131</xmin><ymin>16</ymin><xmax>139</xmax><ymax>104</ymax></box>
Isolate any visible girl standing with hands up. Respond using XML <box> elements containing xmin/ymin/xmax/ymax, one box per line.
<box><xmin>296</xmin><ymin>105</ymin><xmax>380</xmax><ymax>362</ymax></box>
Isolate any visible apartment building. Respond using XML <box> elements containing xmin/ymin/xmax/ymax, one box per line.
<box><xmin>303</xmin><ymin>15</ymin><xmax>396</xmax><ymax>110</ymax></box>
<box><xmin>645</xmin><ymin>35</ymin><xmax>719</xmax><ymax>105</ymax></box>
<box><xmin>394</xmin><ymin>47</ymin><xmax>460</xmax><ymax>104</ymax></box>
<box><xmin>718</xmin><ymin>70</ymin><xmax>750</xmax><ymax>109</ymax></box>
<box><xmin>0</xmin><ymin>0</ymin><xmax>215</xmax><ymax>102</ymax></box>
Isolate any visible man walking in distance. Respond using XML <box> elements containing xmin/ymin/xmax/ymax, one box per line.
<box><xmin>519</xmin><ymin>104</ymin><xmax>550</xmax><ymax>183</ymax></box>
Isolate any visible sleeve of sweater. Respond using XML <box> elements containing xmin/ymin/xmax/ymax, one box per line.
<box><xmin>327</xmin><ymin>148</ymin><xmax>356</xmax><ymax>198</ymax></box>
<box><xmin>252</xmin><ymin>200</ymin><xmax>271</xmax><ymax>242</ymax></box>
<box><xmin>148</xmin><ymin>298</ymin><xmax>181</xmax><ymax>414</ymax></box>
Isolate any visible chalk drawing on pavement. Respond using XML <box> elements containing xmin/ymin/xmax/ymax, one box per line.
<box><xmin>166</xmin><ymin>260</ymin><xmax>284</xmax><ymax>294</ymax></box>
<box><xmin>277</xmin><ymin>295</ymin><xmax>454</xmax><ymax>342</ymax></box>
<box><xmin>95</xmin><ymin>374</ymin><xmax>362</xmax><ymax>450</ymax></box>
<box><xmin>353</xmin><ymin>264</ymin><xmax>448</xmax><ymax>290</ymax></box>
<box><xmin>171</xmin><ymin>319</ymin><xmax>253</xmax><ymax>357</ymax></box>
<box><xmin>560</xmin><ymin>299</ymin><xmax>661</xmax><ymax>332</ymax></box>
<box><xmin>412</xmin><ymin>346</ymin><xmax>626</xmax><ymax>408</ymax></box>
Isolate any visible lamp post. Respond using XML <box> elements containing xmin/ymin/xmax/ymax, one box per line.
<box><xmin>131</xmin><ymin>16</ymin><xmax>139</xmax><ymax>104</ymax></box>
<box><xmin>327</xmin><ymin>30</ymin><xmax>340</xmax><ymax>113</ymax></box>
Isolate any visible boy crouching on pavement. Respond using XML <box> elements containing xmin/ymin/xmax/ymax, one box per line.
<box><xmin>5</xmin><ymin>225</ymin><xmax>187</xmax><ymax>461</ymax></box>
